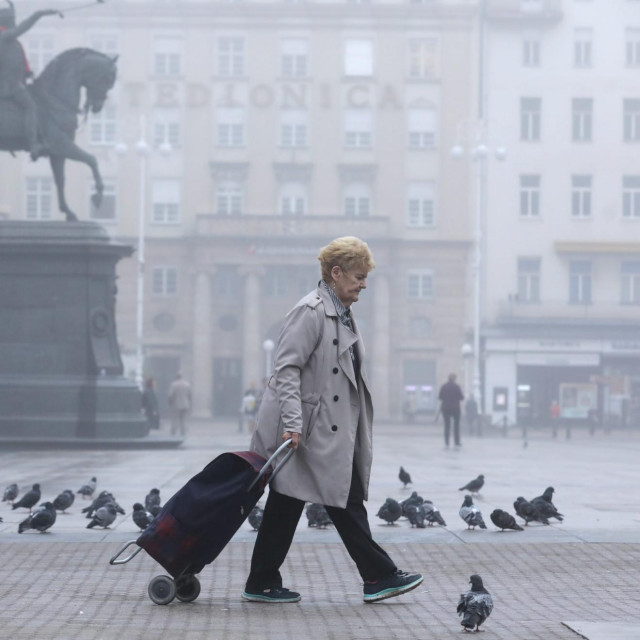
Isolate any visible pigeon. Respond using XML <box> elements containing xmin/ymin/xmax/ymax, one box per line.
<box><xmin>53</xmin><ymin>489</ymin><xmax>75</xmax><ymax>513</ymax></box>
<box><xmin>423</xmin><ymin>500</ymin><xmax>447</xmax><ymax>527</ymax></box>
<box><xmin>400</xmin><ymin>491</ymin><xmax>424</xmax><ymax>518</ymax></box>
<box><xmin>457</xmin><ymin>574</ymin><xmax>493</xmax><ymax>633</ymax></box>
<box><xmin>513</xmin><ymin>497</ymin><xmax>549</xmax><ymax>526</ymax></box>
<box><xmin>377</xmin><ymin>498</ymin><xmax>402</xmax><ymax>525</ymax></box>
<box><xmin>459</xmin><ymin>495</ymin><xmax>487</xmax><ymax>530</ymax></box>
<box><xmin>83</xmin><ymin>491</ymin><xmax>125</xmax><ymax>518</ymax></box>
<box><xmin>18</xmin><ymin>502</ymin><xmax>57</xmax><ymax>534</ymax></box>
<box><xmin>145</xmin><ymin>488</ymin><xmax>161</xmax><ymax>516</ymax></box>
<box><xmin>459</xmin><ymin>474</ymin><xmax>485</xmax><ymax>495</ymax></box>
<box><xmin>405</xmin><ymin>503</ymin><xmax>426</xmax><ymax>528</ymax></box>
<box><xmin>490</xmin><ymin>508</ymin><xmax>523</xmax><ymax>532</ymax></box>
<box><xmin>87</xmin><ymin>503</ymin><xmax>118</xmax><ymax>529</ymax></box>
<box><xmin>12</xmin><ymin>484</ymin><xmax>41</xmax><ymax>512</ymax></box>
<box><xmin>248</xmin><ymin>505</ymin><xmax>264</xmax><ymax>531</ymax></box>
<box><xmin>306</xmin><ymin>503</ymin><xmax>333</xmax><ymax>528</ymax></box>
<box><xmin>398</xmin><ymin>466</ymin><xmax>412</xmax><ymax>488</ymax></box>
<box><xmin>3</xmin><ymin>483</ymin><xmax>18</xmax><ymax>504</ymax></box>
<box><xmin>77</xmin><ymin>477</ymin><xmax>97</xmax><ymax>499</ymax></box>
<box><xmin>132</xmin><ymin>503</ymin><xmax>154</xmax><ymax>531</ymax></box>
<box><xmin>531</xmin><ymin>486</ymin><xmax>564</xmax><ymax>522</ymax></box>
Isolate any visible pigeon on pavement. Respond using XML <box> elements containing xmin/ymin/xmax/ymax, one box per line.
<box><xmin>423</xmin><ymin>500</ymin><xmax>447</xmax><ymax>526</ymax></box>
<box><xmin>459</xmin><ymin>495</ymin><xmax>487</xmax><ymax>530</ymax></box>
<box><xmin>145</xmin><ymin>488</ymin><xmax>161</xmax><ymax>516</ymax></box>
<box><xmin>248</xmin><ymin>505</ymin><xmax>264</xmax><ymax>531</ymax></box>
<box><xmin>405</xmin><ymin>503</ymin><xmax>426</xmax><ymax>528</ymax></box>
<box><xmin>53</xmin><ymin>490</ymin><xmax>75</xmax><ymax>513</ymax></box>
<box><xmin>12</xmin><ymin>484</ymin><xmax>41</xmax><ymax>512</ymax></box>
<box><xmin>83</xmin><ymin>492</ymin><xmax>125</xmax><ymax>518</ymax></box>
<box><xmin>457</xmin><ymin>574</ymin><xmax>493</xmax><ymax>633</ymax></box>
<box><xmin>398</xmin><ymin>466</ymin><xmax>412</xmax><ymax>488</ymax></box>
<box><xmin>306</xmin><ymin>503</ymin><xmax>333</xmax><ymax>528</ymax></box>
<box><xmin>531</xmin><ymin>487</ymin><xmax>563</xmax><ymax>522</ymax></box>
<box><xmin>490</xmin><ymin>508</ymin><xmax>523</xmax><ymax>531</ymax></box>
<box><xmin>3</xmin><ymin>483</ymin><xmax>18</xmax><ymax>504</ymax></box>
<box><xmin>400</xmin><ymin>491</ymin><xmax>424</xmax><ymax>518</ymax></box>
<box><xmin>513</xmin><ymin>497</ymin><xmax>549</xmax><ymax>526</ymax></box>
<box><xmin>77</xmin><ymin>477</ymin><xmax>97</xmax><ymax>499</ymax></box>
<box><xmin>87</xmin><ymin>503</ymin><xmax>118</xmax><ymax>529</ymax></box>
<box><xmin>18</xmin><ymin>502</ymin><xmax>57</xmax><ymax>533</ymax></box>
<box><xmin>132</xmin><ymin>503</ymin><xmax>153</xmax><ymax>531</ymax></box>
<box><xmin>377</xmin><ymin>498</ymin><xmax>402</xmax><ymax>525</ymax></box>
<box><xmin>459</xmin><ymin>474</ymin><xmax>485</xmax><ymax>495</ymax></box>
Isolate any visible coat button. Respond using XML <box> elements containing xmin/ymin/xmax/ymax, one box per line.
<box><xmin>333</xmin><ymin>367</ymin><xmax>339</xmax><ymax>374</ymax></box>
<box><xmin>331</xmin><ymin>425</ymin><xmax>338</xmax><ymax>432</ymax></box>
<box><xmin>333</xmin><ymin>395</ymin><xmax>339</xmax><ymax>402</ymax></box>
<box><xmin>333</xmin><ymin>338</ymin><xmax>338</xmax><ymax>345</ymax></box>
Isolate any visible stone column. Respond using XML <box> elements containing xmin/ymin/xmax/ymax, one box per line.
<box><xmin>191</xmin><ymin>268</ymin><xmax>214</xmax><ymax>418</ymax></box>
<box><xmin>241</xmin><ymin>266</ymin><xmax>264</xmax><ymax>392</ymax></box>
<box><xmin>371</xmin><ymin>271</ymin><xmax>391</xmax><ymax>420</ymax></box>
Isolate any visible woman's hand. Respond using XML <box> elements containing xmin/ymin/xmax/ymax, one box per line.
<box><xmin>283</xmin><ymin>431</ymin><xmax>300</xmax><ymax>449</ymax></box>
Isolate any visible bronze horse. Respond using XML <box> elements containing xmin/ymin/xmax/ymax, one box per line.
<box><xmin>0</xmin><ymin>47</ymin><xmax>117</xmax><ymax>221</ymax></box>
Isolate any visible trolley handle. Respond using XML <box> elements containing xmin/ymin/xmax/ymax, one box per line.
<box><xmin>109</xmin><ymin>539</ymin><xmax>144</xmax><ymax>565</ymax></box>
<box><xmin>248</xmin><ymin>439</ymin><xmax>295</xmax><ymax>492</ymax></box>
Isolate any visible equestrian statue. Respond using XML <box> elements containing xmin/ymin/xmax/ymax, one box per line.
<box><xmin>0</xmin><ymin>1</ymin><xmax>117</xmax><ymax>221</ymax></box>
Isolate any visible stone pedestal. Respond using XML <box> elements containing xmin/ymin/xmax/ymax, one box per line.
<box><xmin>0</xmin><ymin>221</ymin><xmax>147</xmax><ymax>440</ymax></box>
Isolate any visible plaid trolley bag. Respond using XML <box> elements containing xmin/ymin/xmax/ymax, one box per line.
<box><xmin>110</xmin><ymin>440</ymin><xmax>293</xmax><ymax>605</ymax></box>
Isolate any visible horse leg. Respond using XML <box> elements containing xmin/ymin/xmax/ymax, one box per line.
<box><xmin>59</xmin><ymin>142</ymin><xmax>104</xmax><ymax>210</ymax></box>
<box><xmin>49</xmin><ymin>155</ymin><xmax>78</xmax><ymax>222</ymax></box>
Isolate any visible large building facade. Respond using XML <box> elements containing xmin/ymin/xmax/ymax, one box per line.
<box><xmin>0</xmin><ymin>0</ymin><xmax>479</xmax><ymax>420</ymax></box>
<box><xmin>482</xmin><ymin>0</ymin><xmax>640</xmax><ymax>429</ymax></box>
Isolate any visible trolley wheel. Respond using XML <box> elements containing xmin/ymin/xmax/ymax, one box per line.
<box><xmin>175</xmin><ymin>574</ymin><xmax>201</xmax><ymax>603</ymax></box>
<box><xmin>148</xmin><ymin>575</ymin><xmax>176</xmax><ymax>605</ymax></box>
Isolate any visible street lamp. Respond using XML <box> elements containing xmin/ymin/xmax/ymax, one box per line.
<box><xmin>116</xmin><ymin>117</ymin><xmax>172</xmax><ymax>388</ymax></box>
<box><xmin>262</xmin><ymin>339</ymin><xmax>275</xmax><ymax>379</ymax></box>
<box><xmin>461</xmin><ymin>342</ymin><xmax>473</xmax><ymax>397</ymax></box>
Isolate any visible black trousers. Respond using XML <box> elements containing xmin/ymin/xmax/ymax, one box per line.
<box><xmin>246</xmin><ymin>464</ymin><xmax>396</xmax><ymax>590</ymax></box>
<box><xmin>443</xmin><ymin>411</ymin><xmax>461</xmax><ymax>446</ymax></box>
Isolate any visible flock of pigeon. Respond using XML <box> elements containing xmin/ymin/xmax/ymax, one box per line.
<box><xmin>2</xmin><ymin>478</ymin><xmax>163</xmax><ymax>534</ymax></box>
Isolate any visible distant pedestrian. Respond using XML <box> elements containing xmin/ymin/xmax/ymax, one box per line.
<box><xmin>403</xmin><ymin>390</ymin><xmax>417</xmax><ymax>424</ymax></box>
<box><xmin>465</xmin><ymin>395</ymin><xmax>479</xmax><ymax>436</ymax></box>
<box><xmin>168</xmin><ymin>373</ymin><xmax>191</xmax><ymax>436</ymax></box>
<box><xmin>141</xmin><ymin>377</ymin><xmax>160</xmax><ymax>431</ymax></box>
<box><xmin>550</xmin><ymin>400</ymin><xmax>561</xmax><ymax>438</ymax></box>
<box><xmin>438</xmin><ymin>373</ymin><xmax>464</xmax><ymax>447</ymax></box>
<box><xmin>239</xmin><ymin>387</ymin><xmax>257</xmax><ymax>433</ymax></box>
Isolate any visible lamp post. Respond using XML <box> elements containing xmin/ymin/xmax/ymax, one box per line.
<box><xmin>461</xmin><ymin>342</ymin><xmax>473</xmax><ymax>398</ymax></box>
<box><xmin>115</xmin><ymin>117</ymin><xmax>171</xmax><ymax>388</ymax></box>
<box><xmin>262</xmin><ymin>339</ymin><xmax>275</xmax><ymax>379</ymax></box>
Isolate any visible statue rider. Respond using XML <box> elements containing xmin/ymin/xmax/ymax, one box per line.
<box><xmin>0</xmin><ymin>1</ymin><xmax>61</xmax><ymax>160</ymax></box>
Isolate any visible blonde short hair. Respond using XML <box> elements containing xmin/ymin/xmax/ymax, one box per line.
<box><xmin>318</xmin><ymin>236</ymin><xmax>376</xmax><ymax>283</ymax></box>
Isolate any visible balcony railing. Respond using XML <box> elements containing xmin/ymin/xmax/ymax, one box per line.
<box><xmin>485</xmin><ymin>0</ymin><xmax>563</xmax><ymax>23</ymax></box>
<box><xmin>496</xmin><ymin>299</ymin><xmax>640</xmax><ymax>323</ymax></box>
<box><xmin>195</xmin><ymin>214</ymin><xmax>391</xmax><ymax>239</ymax></box>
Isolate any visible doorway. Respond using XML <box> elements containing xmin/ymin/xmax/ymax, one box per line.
<box><xmin>213</xmin><ymin>357</ymin><xmax>243</xmax><ymax>418</ymax></box>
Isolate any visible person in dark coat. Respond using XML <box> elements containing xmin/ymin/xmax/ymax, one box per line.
<box><xmin>141</xmin><ymin>377</ymin><xmax>160</xmax><ymax>430</ymax></box>
<box><xmin>438</xmin><ymin>373</ymin><xmax>464</xmax><ymax>447</ymax></box>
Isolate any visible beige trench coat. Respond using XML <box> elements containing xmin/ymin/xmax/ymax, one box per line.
<box><xmin>250</xmin><ymin>285</ymin><xmax>374</xmax><ymax>508</ymax></box>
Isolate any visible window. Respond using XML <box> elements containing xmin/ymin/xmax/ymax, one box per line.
<box><xmin>517</xmin><ymin>257</ymin><xmax>541</xmax><ymax>303</ymax></box>
<box><xmin>151</xmin><ymin>179</ymin><xmax>180</xmax><ymax>224</ymax></box>
<box><xmin>407</xmin><ymin>270</ymin><xmax>434</xmax><ymax>300</ymax></box>
<box><xmin>265</xmin><ymin>267</ymin><xmax>289</xmax><ymax>297</ymax></box>
<box><xmin>25</xmin><ymin>177</ymin><xmax>53</xmax><ymax>220</ymax></box>
<box><xmin>344</xmin><ymin>183</ymin><xmax>371</xmax><ymax>218</ymax></box>
<box><xmin>623</xmin><ymin>99</ymin><xmax>640</xmax><ymax>142</ymax></box>
<box><xmin>279</xmin><ymin>183</ymin><xmax>307</xmax><ymax>216</ymax></box>
<box><xmin>154</xmin><ymin>37</ymin><xmax>182</xmax><ymax>77</ymax></box>
<box><xmin>213</xmin><ymin>266</ymin><xmax>241</xmax><ymax>298</ymax></box>
<box><xmin>623</xmin><ymin>175</ymin><xmax>640</xmax><ymax>218</ymax></box>
<box><xmin>569</xmin><ymin>260</ymin><xmax>592</xmax><ymax>304</ymax></box>
<box><xmin>153</xmin><ymin>109</ymin><xmax>180</xmax><ymax>149</ymax></box>
<box><xmin>573</xmin><ymin>28</ymin><xmax>593</xmax><ymax>67</ymax></box>
<box><xmin>571</xmin><ymin>175</ymin><xmax>592</xmax><ymax>218</ymax></box>
<box><xmin>25</xmin><ymin>34</ymin><xmax>55</xmax><ymax>75</ymax></box>
<box><xmin>408</xmin><ymin>108</ymin><xmax>436</xmax><ymax>148</ymax></box>
<box><xmin>344</xmin><ymin>109</ymin><xmax>372</xmax><ymax>148</ymax></box>
<box><xmin>523</xmin><ymin>38</ymin><xmax>541</xmax><ymax>67</ymax></box>
<box><xmin>626</xmin><ymin>29</ymin><xmax>640</xmax><ymax>67</ymax></box>
<box><xmin>407</xmin><ymin>182</ymin><xmax>435</xmax><ymax>227</ymax></box>
<box><xmin>279</xmin><ymin>110</ymin><xmax>308</xmax><ymax>148</ymax></box>
<box><xmin>152</xmin><ymin>266</ymin><xmax>178</xmax><ymax>296</ymax></box>
<box><xmin>280</xmin><ymin>39</ymin><xmax>308</xmax><ymax>78</ymax></box>
<box><xmin>216</xmin><ymin>182</ymin><xmax>243</xmax><ymax>216</ymax></box>
<box><xmin>89</xmin><ymin>102</ymin><xmax>117</xmax><ymax>145</ymax></box>
<box><xmin>217</xmin><ymin>37</ymin><xmax>245</xmax><ymax>77</ymax></box>
<box><xmin>520</xmin><ymin>175</ymin><xmax>541</xmax><ymax>217</ymax></box>
<box><xmin>87</xmin><ymin>33</ymin><xmax>118</xmax><ymax>55</ymax></box>
<box><xmin>572</xmin><ymin>98</ymin><xmax>592</xmax><ymax>142</ymax></box>
<box><xmin>520</xmin><ymin>97</ymin><xmax>541</xmax><ymax>141</ymax></box>
<box><xmin>408</xmin><ymin>38</ymin><xmax>437</xmax><ymax>79</ymax></box>
<box><xmin>621</xmin><ymin>260</ymin><xmax>640</xmax><ymax>305</ymax></box>
<box><xmin>89</xmin><ymin>181</ymin><xmax>116</xmax><ymax>221</ymax></box>
<box><xmin>216</xmin><ymin>108</ymin><xmax>245</xmax><ymax>147</ymax></box>
<box><xmin>344</xmin><ymin>39</ymin><xmax>373</xmax><ymax>76</ymax></box>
